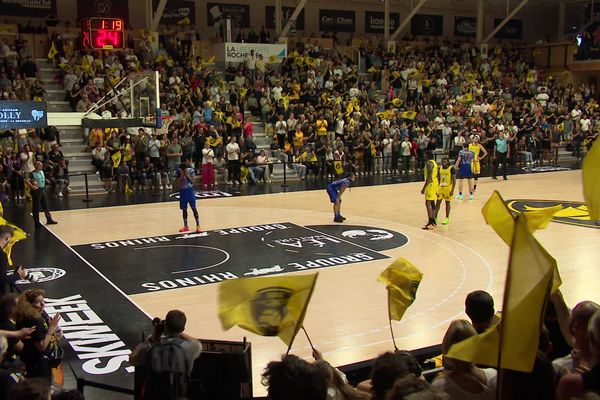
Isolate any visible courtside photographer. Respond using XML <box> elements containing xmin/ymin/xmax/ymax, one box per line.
<box><xmin>129</xmin><ymin>309</ymin><xmax>202</xmax><ymax>400</ymax></box>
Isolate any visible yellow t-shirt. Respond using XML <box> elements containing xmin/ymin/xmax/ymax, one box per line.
<box><xmin>316</xmin><ymin>119</ymin><xmax>328</xmax><ymax>136</ymax></box>
<box><xmin>293</xmin><ymin>131</ymin><xmax>304</xmax><ymax>148</ymax></box>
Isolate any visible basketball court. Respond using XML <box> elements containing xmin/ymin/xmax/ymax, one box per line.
<box><xmin>16</xmin><ymin>170</ymin><xmax>600</xmax><ymax>396</ymax></box>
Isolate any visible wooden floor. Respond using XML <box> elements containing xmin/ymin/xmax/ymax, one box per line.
<box><xmin>47</xmin><ymin>170</ymin><xmax>600</xmax><ymax>395</ymax></box>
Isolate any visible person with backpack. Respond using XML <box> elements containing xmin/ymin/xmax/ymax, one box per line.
<box><xmin>129</xmin><ymin>310</ymin><xmax>202</xmax><ymax>400</ymax></box>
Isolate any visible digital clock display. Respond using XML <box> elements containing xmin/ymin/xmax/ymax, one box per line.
<box><xmin>82</xmin><ymin>17</ymin><xmax>125</xmax><ymax>50</ymax></box>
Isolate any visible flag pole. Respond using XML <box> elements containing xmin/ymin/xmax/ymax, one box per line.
<box><xmin>387</xmin><ymin>289</ymin><xmax>399</xmax><ymax>351</ymax></box>
<box><xmin>302</xmin><ymin>326</ymin><xmax>316</xmax><ymax>351</ymax></box>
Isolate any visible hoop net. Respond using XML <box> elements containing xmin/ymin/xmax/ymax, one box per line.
<box><xmin>145</xmin><ymin>116</ymin><xmax>175</xmax><ymax>135</ymax></box>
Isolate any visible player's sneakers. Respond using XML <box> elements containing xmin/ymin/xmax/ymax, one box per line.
<box><xmin>340</xmin><ymin>215</ymin><xmax>347</xmax><ymax>221</ymax></box>
<box><xmin>179</xmin><ymin>226</ymin><xmax>190</xmax><ymax>233</ymax></box>
<box><xmin>422</xmin><ymin>223</ymin><xmax>436</xmax><ymax>230</ymax></box>
<box><xmin>443</xmin><ymin>217</ymin><xmax>449</xmax><ymax>225</ymax></box>
<box><xmin>469</xmin><ymin>194</ymin><xmax>475</xmax><ymax>201</ymax></box>
<box><xmin>334</xmin><ymin>216</ymin><xmax>344</xmax><ymax>223</ymax></box>
<box><xmin>196</xmin><ymin>226</ymin><xmax>202</xmax><ymax>233</ymax></box>
<box><xmin>455</xmin><ymin>194</ymin><xmax>464</xmax><ymax>200</ymax></box>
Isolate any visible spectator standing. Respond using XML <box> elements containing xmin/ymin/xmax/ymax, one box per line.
<box><xmin>201</xmin><ymin>141</ymin><xmax>215</xmax><ymax>188</ymax></box>
<box><xmin>245</xmin><ymin>50</ymin><xmax>257</xmax><ymax>81</ymax></box>
<box><xmin>226</xmin><ymin>136</ymin><xmax>241</xmax><ymax>185</ymax></box>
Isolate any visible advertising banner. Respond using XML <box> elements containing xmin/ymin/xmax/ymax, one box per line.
<box><xmin>0</xmin><ymin>101</ymin><xmax>47</xmax><ymax>130</ymax></box>
<box><xmin>152</xmin><ymin>0</ymin><xmax>195</xmax><ymax>25</ymax></box>
<box><xmin>265</xmin><ymin>6</ymin><xmax>305</xmax><ymax>30</ymax></box>
<box><xmin>214</xmin><ymin>42</ymin><xmax>287</xmax><ymax>64</ymax></box>
<box><xmin>319</xmin><ymin>9</ymin><xmax>355</xmax><ymax>33</ymax></box>
<box><xmin>454</xmin><ymin>16</ymin><xmax>476</xmax><ymax>37</ymax></box>
<box><xmin>494</xmin><ymin>19</ymin><xmax>523</xmax><ymax>39</ymax></box>
<box><xmin>365</xmin><ymin>11</ymin><xmax>400</xmax><ymax>33</ymax></box>
<box><xmin>207</xmin><ymin>2</ymin><xmax>250</xmax><ymax>28</ymax></box>
<box><xmin>0</xmin><ymin>0</ymin><xmax>56</xmax><ymax>17</ymax></box>
<box><xmin>411</xmin><ymin>14</ymin><xmax>443</xmax><ymax>36</ymax></box>
<box><xmin>77</xmin><ymin>0</ymin><xmax>129</xmax><ymax>21</ymax></box>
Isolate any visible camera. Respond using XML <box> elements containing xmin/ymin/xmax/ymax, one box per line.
<box><xmin>152</xmin><ymin>317</ymin><xmax>165</xmax><ymax>336</ymax></box>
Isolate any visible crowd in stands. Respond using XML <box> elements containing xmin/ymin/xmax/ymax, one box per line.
<box><xmin>40</xmin><ymin>27</ymin><xmax>599</xmax><ymax>193</ymax></box>
<box><xmin>261</xmin><ymin>289</ymin><xmax>600</xmax><ymax>400</ymax></box>
<box><xmin>0</xmin><ymin>18</ymin><xmax>599</xmax><ymax>196</ymax></box>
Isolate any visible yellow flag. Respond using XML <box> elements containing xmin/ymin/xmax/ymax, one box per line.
<box><xmin>218</xmin><ymin>273</ymin><xmax>318</xmax><ymax>346</ymax></box>
<box><xmin>177</xmin><ymin>17</ymin><xmax>191</xmax><ymax>25</ymax></box>
<box><xmin>401</xmin><ymin>111</ymin><xmax>416</xmax><ymax>120</ymax></box>
<box><xmin>333</xmin><ymin>161</ymin><xmax>344</xmax><ymax>176</ymax></box>
<box><xmin>377</xmin><ymin>258</ymin><xmax>423</xmax><ymax>321</ymax></box>
<box><xmin>206</xmin><ymin>56</ymin><xmax>215</xmax><ymax>64</ymax></box>
<box><xmin>582</xmin><ymin>139</ymin><xmax>600</xmax><ymax>221</ymax></box>
<box><xmin>0</xmin><ymin>217</ymin><xmax>27</xmax><ymax>266</ymax></box>
<box><xmin>482</xmin><ymin>191</ymin><xmax>561</xmax><ymax>245</ymax></box>
<box><xmin>47</xmin><ymin>42</ymin><xmax>58</xmax><ymax>59</ymax></box>
<box><xmin>111</xmin><ymin>151</ymin><xmax>121</xmax><ymax>168</ymax></box>
<box><xmin>482</xmin><ymin>191</ymin><xmax>561</xmax><ymax>293</ymax></box>
<box><xmin>459</xmin><ymin>93</ymin><xmax>474</xmax><ymax>103</ymax></box>
<box><xmin>446</xmin><ymin>215</ymin><xmax>554</xmax><ymax>372</ymax></box>
<box><xmin>367</xmin><ymin>66</ymin><xmax>378</xmax><ymax>73</ymax></box>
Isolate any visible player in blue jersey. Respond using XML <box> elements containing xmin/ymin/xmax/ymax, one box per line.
<box><xmin>454</xmin><ymin>142</ymin><xmax>476</xmax><ymax>201</ymax></box>
<box><xmin>176</xmin><ymin>161</ymin><xmax>200</xmax><ymax>233</ymax></box>
<box><xmin>326</xmin><ymin>173</ymin><xmax>355</xmax><ymax>222</ymax></box>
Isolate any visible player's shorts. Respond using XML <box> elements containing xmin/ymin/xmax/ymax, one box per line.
<box><xmin>179</xmin><ymin>187</ymin><xmax>196</xmax><ymax>210</ymax></box>
<box><xmin>437</xmin><ymin>187</ymin><xmax>454</xmax><ymax>201</ymax></box>
<box><xmin>327</xmin><ymin>187</ymin><xmax>338</xmax><ymax>203</ymax></box>
<box><xmin>425</xmin><ymin>183</ymin><xmax>438</xmax><ymax>201</ymax></box>
<box><xmin>458</xmin><ymin>164</ymin><xmax>474</xmax><ymax>179</ymax></box>
<box><xmin>471</xmin><ymin>160</ymin><xmax>481</xmax><ymax>175</ymax></box>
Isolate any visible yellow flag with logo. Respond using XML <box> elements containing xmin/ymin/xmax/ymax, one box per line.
<box><xmin>582</xmin><ymin>139</ymin><xmax>600</xmax><ymax>221</ymax></box>
<box><xmin>219</xmin><ymin>273</ymin><xmax>318</xmax><ymax>346</ymax></box>
<box><xmin>111</xmin><ymin>151</ymin><xmax>121</xmax><ymax>168</ymax></box>
<box><xmin>48</xmin><ymin>42</ymin><xmax>58</xmax><ymax>59</ymax></box>
<box><xmin>482</xmin><ymin>191</ymin><xmax>561</xmax><ymax>293</ymax></box>
<box><xmin>377</xmin><ymin>258</ymin><xmax>423</xmax><ymax>321</ymax></box>
<box><xmin>333</xmin><ymin>161</ymin><xmax>344</xmax><ymax>176</ymax></box>
<box><xmin>446</xmin><ymin>215</ymin><xmax>554</xmax><ymax>372</ymax></box>
<box><xmin>401</xmin><ymin>111</ymin><xmax>416</xmax><ymax>120</ymax></box>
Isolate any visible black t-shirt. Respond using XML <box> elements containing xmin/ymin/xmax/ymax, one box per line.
<box><xmin>16</xmin><ymin>315</ymin><xmax>48</xmax><ymax>367</ymax></box>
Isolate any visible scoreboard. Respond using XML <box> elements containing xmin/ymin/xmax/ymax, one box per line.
<box><xmin>82</xmin><ymin>17</ymin><xmax>125</xmax><ymax>50</ymax></box>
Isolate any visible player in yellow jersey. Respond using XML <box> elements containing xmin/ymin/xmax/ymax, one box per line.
<box><xmin>421</xmin><ymin>150</ymin><xmax>439</xmax><ymax>230</ymax></box>
<box><xmin>469</xmin><ymin>134</ymin><xmax>488</xmax><ymax>192</ymax></box>
<box><xmin>435</xmin><ymin>157</ymin><xmax>455</xmax><ymax>225</ymax></box>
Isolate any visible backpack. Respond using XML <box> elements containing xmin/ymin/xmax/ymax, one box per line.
<box><xmin>143</xmin><ymin>337</ymin><xmax>189</xmax><ymax>400</ymax></box>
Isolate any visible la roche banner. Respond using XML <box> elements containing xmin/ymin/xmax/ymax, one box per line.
<box><xmin>214</xmin><ymin>43</ymin><xmax>287</xmax><ymax>64</ymax></box>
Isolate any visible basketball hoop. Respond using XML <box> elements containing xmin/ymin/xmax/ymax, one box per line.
<box><xmin>144</xmin><ymin>115</ymin><xmax>175</xmax><ymax>135</ymax></box>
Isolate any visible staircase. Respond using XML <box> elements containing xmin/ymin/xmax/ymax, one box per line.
<box><xmin>37</xmin><ymin>58</ymin><xmax>106</xmax><ymax>193</ymax></box>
